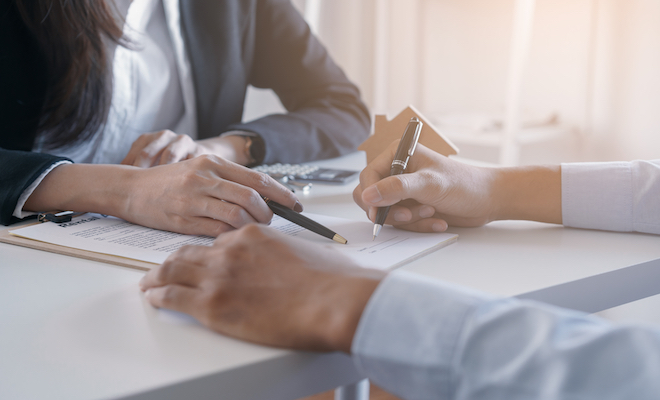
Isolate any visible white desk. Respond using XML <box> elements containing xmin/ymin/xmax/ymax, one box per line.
<box><xmin>2</xmin><ymin>152</ymin><xmax>660</xmax><ymax>400</ymax></box>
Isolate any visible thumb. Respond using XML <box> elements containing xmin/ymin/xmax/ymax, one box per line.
<box><xmin>361</xmin><ymin>173</ymin><xmax>422</xmax><ymax>207</ymax></box>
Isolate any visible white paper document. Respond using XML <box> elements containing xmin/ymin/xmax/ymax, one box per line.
<box><xmin>10</xmin><ymin>213</ymin><xmax>457</xmax><ymax>270</ymax></box>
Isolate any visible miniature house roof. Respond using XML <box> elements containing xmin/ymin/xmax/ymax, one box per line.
<box><xmin>358</xmin><ymin>105</ymin><xmax>459</xmax><ymax>164</ymax></box>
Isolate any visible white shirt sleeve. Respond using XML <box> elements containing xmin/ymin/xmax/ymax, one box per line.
<box><xmin>12</xmin><ymin>161</ymin><xmax>72</xmax><ymax>219</ymax></box>
<box><xmin>562</xmin><ymin>160</ymin><xmax>660</xmax><ymax>234</ymax></box>
<box><xmin>352</xmin><ymin>270</ymin><xmax>660</xmax><ymax>400</ymax></box>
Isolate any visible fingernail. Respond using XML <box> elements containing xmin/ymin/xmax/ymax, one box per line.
<box><xmin>432</xmin><ymin>222</ymin><xmax>447</xmax><ymax>232</ymax></box>
<box><xmin>294</xmin><ymin>201</ymin><xmax>303</xmax><ymax>213</ymax></box>
<box><xmin>138</xmin><ymin>277</ymin><xmax>145</xmax><ymax>290</ymax></box>
<box><xmin>144</xmin><ymin>289</ymin><xmax>152</xmax><ymax>298</ymax></box>
<box><xmin>363</xmin><ymin>187</ymin><xmax>383</xmax><ymax>204</ymax></box>
<box><xmin>419</xmin><ymin>206</ymin><xmax>435</xmax><ymax>218</ymax></box>
<box><xmin>394</xmin><ymin>211</ymin><xmax>410</xmax><ymax>222</ymax></box>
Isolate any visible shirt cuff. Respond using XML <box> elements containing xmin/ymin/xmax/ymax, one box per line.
<box><xmin>13</xmin><ymin>161</ymin><xmax>72</xmax><ymax>219</ymax></box>
<box><xmin>561</xmin><ymin>161</ymin><xmax>633</xmax><ymax>232</ymax></box>
<box><xmin>351</xmin><ymin>270</ymin><xmax>493</xmax><ymax>399</ymax></box>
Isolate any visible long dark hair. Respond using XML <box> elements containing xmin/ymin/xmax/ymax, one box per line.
<box><xmin>16</xmin><ymin>0</ymin><xmax>125</xmax><ymax>148</ymax></box>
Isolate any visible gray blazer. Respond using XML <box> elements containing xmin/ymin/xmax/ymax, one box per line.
<box><xmin>180</xmin><ymin>0</ymin><xmax>370</xmax><ymax>164</ymax></box>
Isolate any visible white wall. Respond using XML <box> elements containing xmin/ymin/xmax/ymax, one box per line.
<box><xmin>601</xmin><ymin>0</ymin><xmax>660</xmax><ymax>161</ymax></box>
<box><xmin>244</xmin><ymin>0</ymin><xmax>660</xmax><ymax>163</ymax></box>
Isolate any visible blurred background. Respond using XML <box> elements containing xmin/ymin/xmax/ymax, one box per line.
<box><xmin>245</xmin><ymin>0</ymin><xmax>660</xmax><ymax>166</ymax></box>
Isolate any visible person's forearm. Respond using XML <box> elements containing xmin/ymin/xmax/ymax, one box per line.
<box><xmin>491</xmin><ymin>165</ymin><xmax>562</xmax><ymax>224</ymax></box>
<box><xmin>353</xmin><ymin>271</ymin><xmax>660</xmax><ymax>400</ymax></box>
<box><xmin>23</xmin><ymin>163</ymin><xmax>136</xmax><ymax>216</ymax></box>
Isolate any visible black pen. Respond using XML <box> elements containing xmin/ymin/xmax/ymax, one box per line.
<box><xmin>373</xmin><ymin>117</ymin><xmax>423</xmax><ymax>240</ymax></box>
<box><xmin>262</xmin><ymin>197</ymin><xmax>348</xmax><ymax>244</ymax></box>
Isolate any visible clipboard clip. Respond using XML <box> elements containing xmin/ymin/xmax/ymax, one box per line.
<box><xmin>38</xmin><ymin>211</ymin><xmax>78</xmax><ymax>223</ymax></box>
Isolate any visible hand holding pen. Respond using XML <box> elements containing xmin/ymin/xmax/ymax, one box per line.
<box><xmin>372</xmin><ymin>117</ymin><xmax>423</xmax><ymax>239</ymax></box>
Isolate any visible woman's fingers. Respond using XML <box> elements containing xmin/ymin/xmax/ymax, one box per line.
<box><xmin>200</xmin><ymin>180</ymin><xmax>269</xmax><ymax>225</ymax></box>
<box><xmin>211</xmin><ymin>159</ymin><xmax>302</xmax><ymax>214</ymax></box>
<box><xmin>120</xmin><ymin>155</ymin><xmax>303</xmax><ymax>236</ymax></box>
<box><xmin>122</xmin><ymin>132</ymin><xmax>300</xmax><ymax>229</ymax></box>
<box><xmin>120</xmin><ymin>133</ymin><xmax>299</xmax><ymax>234</ymax></box>
<box><xmin>180</xmin><ymin>216</ymin><xmax>237</xmax><ymax>237</ymax></box>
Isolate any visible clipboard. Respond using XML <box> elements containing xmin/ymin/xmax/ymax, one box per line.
<box><xmin>0</xmin><ymin>223</ymin><xmax>156</xmax><ymax>271</ymax></box>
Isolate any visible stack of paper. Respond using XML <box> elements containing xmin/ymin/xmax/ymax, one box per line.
<box><xmin>6</xmin><ymin>213</ymin><xmax>457</xmax><ymax>271</ymax></box>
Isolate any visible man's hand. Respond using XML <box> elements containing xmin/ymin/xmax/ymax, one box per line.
<box><xmin>353</xmin><ymin>142</ymin><xmax>498</xmax><ymax>232</ymax></box>
<box><xmin>121</xmin><ymin>130</ymin><xmax>208</xmax><ymax>167</ymax></box>
<box><xmin>121</xmin><ymin>130</ymin><xmax>252</xmax><ymax>167</ymax></box>
<box><xmin>353</xmin><ymin>142</ymin><xmax>562</xmax><ymax>232</ymax></box>
<box><xmin>140</xmin><ymin>225</ymin><xmax>385</xmax><ymax>353</ymax></box>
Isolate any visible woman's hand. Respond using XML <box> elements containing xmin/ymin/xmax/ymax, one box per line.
<box><xmin>353</xmin><ymin>142</ymin><xmax>499</xmax><ymax>232</ymax></box>
<box><xmin>140</xmin><ymin>224</ymin><xmax>385</xmax><ymax>353</ymax></box>
<box><xmin>121</xmin><ymin>155</ymin><xmax>301</xmax><ymax>236</ymax></box>
<box><xmin>24</xmin><ymin>155</ymin><xmax>302</xmax><ymax>237</ymax></box>
<box><xmin>121</xmin><ymin>130</ymin><xmax>251</xmax><ymax>167</ymax></box>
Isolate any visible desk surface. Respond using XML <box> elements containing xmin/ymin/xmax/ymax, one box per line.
<box><xmin>2</xmin><ymin>152</ymin><xmax>660</xmax><ymax>400</ymax></box>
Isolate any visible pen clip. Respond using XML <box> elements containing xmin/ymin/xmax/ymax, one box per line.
<box><xmin>407</xmin><ymin>120</ymin><xmax>423</xmax><ymax>157</ymax></box>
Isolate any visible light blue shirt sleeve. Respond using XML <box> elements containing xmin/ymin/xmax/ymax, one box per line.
<box><xmin>352</xmin><ymin>270</ymin><xmax>660</xmax><ymax>400</ymax></box>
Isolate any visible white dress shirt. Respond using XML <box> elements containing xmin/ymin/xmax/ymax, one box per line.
<box><xmin>14</xmin><ymin>0</ymin><xmax>195</xmax><ymax>219</ymax></box>
<box><xmin>562</xmin><ymin>160</ymin><xmax>660</xmax><ymax>235</ymax></box>
<box><xmin>352</xmin><ymin>159</ymin><xmax>660</xmax><ymax>400</ymax></box>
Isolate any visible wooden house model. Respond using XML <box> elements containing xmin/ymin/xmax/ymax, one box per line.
<box><xmin>359</xmin><ymin>105</ymin><xmax>459</xmax><ymax>164</ymax></box>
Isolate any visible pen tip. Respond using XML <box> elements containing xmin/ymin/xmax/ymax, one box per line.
<box><xmin>372</xmin><ymin>224</ymin><xmax>382</xmax><ymax>240</ymax></box>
